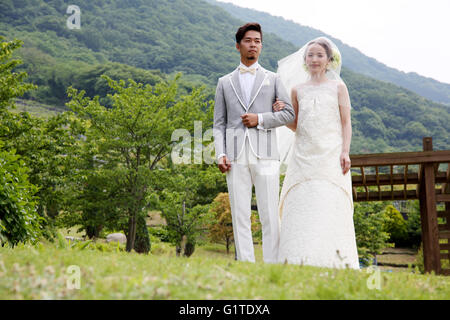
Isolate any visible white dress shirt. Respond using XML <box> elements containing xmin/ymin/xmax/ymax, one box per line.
<box><xmin>239</xmin><ymin>61</ymin><xmax>258</xmax><ymax>106</ymax></box>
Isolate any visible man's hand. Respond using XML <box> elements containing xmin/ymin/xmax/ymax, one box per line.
<box><xmin>218</xmin><ymin>155</ymin><xmax>231</xmax><ymax>173</ymax></box>
<box><xmin>241</xmin><ymin>113</ymin><xmax>258</xmax><ymax>127</ymax></box>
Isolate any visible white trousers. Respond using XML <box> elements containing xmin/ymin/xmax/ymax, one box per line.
<box><xmin>226</xmin><ymin>138</ymin><xmax>280</xmax><ymax>263</ymax></box>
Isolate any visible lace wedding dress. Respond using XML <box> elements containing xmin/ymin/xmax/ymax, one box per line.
<box><xmin>277</xmin><ymin>80</ymin><xmax>360</xmax><ymax>269</ymax></box>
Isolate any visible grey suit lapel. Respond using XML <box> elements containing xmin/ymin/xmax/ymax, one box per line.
<box><xmin>229</xmin><ymin>69</ymin><xmax>247</xmax><ymax>111</ymax></box>
<box><xmin>248</xmin><ymin>68</ymin><xmax>267</xmax><ymax>110</ymax></box>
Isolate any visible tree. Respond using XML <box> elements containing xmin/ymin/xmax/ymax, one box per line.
<box><xmin>66</xmin><ymin>74</ymin><xmax>210</xmax><ymax>252</ymax></box>
<box><xmin>0</xmin><ymin>36</ymin><xmax>72</xmax><ymax>241</ymax></box>
<box><xmin>1</xmin><ymin>108</ymin><xmax>79</xmax><ymax>241</ymax></box>
<box><xmin>0</xmin><ymin>144</ymin><xmax>42</xmax><ymax>246</ymax></box>
<box><xmin>353</xmin><ymin>202</ymin><xmax>392</xmax><ymax>264</ymax></box>
<box><xmin>382</xmin><ymin>205</ymin><xmax>408</xmax><ymax>245</ymax></box>
<box><xmin>159</xmin><ymin>191</ymin><xmax>209</xmax><ymax>257</ymax></box>
<box><xmin>0</xmin><ymin>37</ymin><xmax>35</xmax><ymax>111</ymax></box>
<box><xmin>208</xmin><ymin>193</ymin><xmax>233</xmax><ymax>254</ymax></box>
<box><xmin>154</xmin><ymin>165</ymin><xmax>215</xmax><ymax>257</ymax></box>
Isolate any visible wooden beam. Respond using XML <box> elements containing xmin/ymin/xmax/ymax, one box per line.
<box><xmin>351</xmin><ymin>172</ymin><xmax>448</xmax><ymax>187</ymax></box>
<box><xmin>354</xmin><ymin>190</ymin><xmax>418</xmax><ymax>202</ymax></box>
<box><xmin>360</xmin><ymin>166</ymin><xmax>369</xmax><ymax>201</ymax></box>
<box><xmin>421</xmin><ymin>137</ymin><xmax>441</xmax><ymax>274</ymax></box>
<box><xmin>437</xmin><ymin>210</ymin><xmax>450</xmax><ymax>219</ymax></box>
<box><xmin>445</xmin><ymin>172</ymin><xmax>450</xmax><ymax>243</ymax></box>
<box><xmin>403</xmin><ymin>165</ymin><xmax>408</xmax><ymax>199</ymax></box>
<box><xmin>354</xmin><ymin>188</ymin><xmax>448</xmax><ymax>202</ymax></box>
<box><xmin>390</xmin><ymin>165</ymin><xmax>394</xmax><ymax>200</ymax></box>
<box><xmin>419</xmin><ymin>178</ymin><xmax>431</xmax><ymax>273</ymax></box>
<box><xmin>442</xmin><ymin>164</ymin><xmax>450</xmax><ymax>194</ymax></box>
<box><xmin>376</xmin><ymin>166</ymin><xmax>381</xmax><ymax>200</ymax></box>
<box><xmin>350</xmin><ymin>150</ymin><xmax>450</xmax><ymax>167</ymax></box>
<box><xmin>439</xmin><ymin>230</ymin><xmax>450</xmax><ymax>239</ymax></box>
<box><xmin>436</xmin><ymin>194</ymin><xmax>450</xmax><ymax>202</ymax></box>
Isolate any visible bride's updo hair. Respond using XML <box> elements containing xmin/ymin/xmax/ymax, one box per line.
<box><xmin>303</xmin><ymin>38</ymin><xmax>334</xmax><ymax>62</ymax></box>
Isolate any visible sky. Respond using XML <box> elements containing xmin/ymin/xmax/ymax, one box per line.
<box><xmin>217</xmin><ymin>0</ymin><xmax>450</xmax><ymax>84</ymax></box>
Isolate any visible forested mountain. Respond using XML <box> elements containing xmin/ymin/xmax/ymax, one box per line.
<box><xmin>0</xmin><ymin>0</ymin><xmax>448</xmax><ymax>152</ymax></box>
<box><xmin>0</xmin><ymin>0</ymin><xmax>297</xmax><ymax>85</ymax></box>
<box><xmin>342</xmin><ymin>68</ymin><xmax>448</xmax><ymax>152</ymax></box>
<box><xmin>210</xmin><ymin>0</ymin><xmax>450</xmax><ymax>106</ymax></box>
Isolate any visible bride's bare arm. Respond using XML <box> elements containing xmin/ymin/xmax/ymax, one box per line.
<box><xmin>338</xmin><ymin>82</ymin><xmax>352</xmax><ymax>174</ymax></box>
<box><xmin>286</xmin><ymin>87</ymin><xmax>299</xmax><ymax>132</ymax></box>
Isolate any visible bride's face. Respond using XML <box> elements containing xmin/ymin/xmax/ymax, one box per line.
<box><xmin>305</xmin><ymin>44</ymin><xmax>329</xmax><ymax>74</ymax></box>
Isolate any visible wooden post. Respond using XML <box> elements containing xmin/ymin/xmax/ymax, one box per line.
<box><xmin>420</xmin><ymin>137</ymin><xmax>441</xmax><ymax>274</ymax></box>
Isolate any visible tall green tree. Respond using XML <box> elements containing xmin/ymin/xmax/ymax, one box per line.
<box><xmin>1</xmin><ymin>37</ymin><xmax>79</xmax><ymax>239</ymax></box>
<box><xmin>0</xmin><ymin>37</ymin><xmax>43</xmax><ymax>245</ymax></box>
<box><xmin>66</xmin><ymin>74</ymin><xmax>211</xmax><ymax>252</ymax></box>
<box><xmin>0</xmin><ymin>37</ymin><xmax>35</xmax><ymax>111</ymax></box>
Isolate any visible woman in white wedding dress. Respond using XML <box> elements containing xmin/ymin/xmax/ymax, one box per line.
<box><xmin>275</xmin><ymin>37</ymin><xmax>360</xmax><ymax>269</ymax></box>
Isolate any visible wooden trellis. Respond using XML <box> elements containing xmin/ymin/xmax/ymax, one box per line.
<box><xmin>351</xmin><ymin>137</ymin><xmax>450</xmax><ymax>275</ymax></box>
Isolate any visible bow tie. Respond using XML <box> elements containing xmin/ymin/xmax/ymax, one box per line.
<box><xmin>239</xmin><ymin>67</ymin><xmax>257</xmax><ymax>75</ymax></box>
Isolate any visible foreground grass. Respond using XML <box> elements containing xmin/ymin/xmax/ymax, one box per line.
<box><xmin>0</xmin><ymin>241</ymin><xmax>449</xmax><ymax>300</ymax></box>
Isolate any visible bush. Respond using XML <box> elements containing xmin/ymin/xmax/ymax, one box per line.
<box><xmin>0</xmin><ymin>146</ymin><xmax>43</xmax><ymax>246</ymax></box>
<box><xmin>149</xmin><ymin>226</ymin><xmax>170</xmax><ymax>243</ymax></box>
<box><xmin>404</xmin><ymin>202</ymin><xmax>422</xmax><ymax>249</ymax></box>
<box><xmin>415</xmin><ymin>243</ymin><xmax>425</xmax><ymax>274</ymax></box>
<box><xmin>387</xmin><ymin>201</ymin><xmax>422</xmax><ymax>248</ymax></box>
<box><xmin>353</xmin><ymin>202</ymin><xmax>391</xmax><ymax>264</ymax></box>
<box><xmin>382</xmin><ymin>205</ymin><xmax>408</xmax><ymax>245</ymax></box>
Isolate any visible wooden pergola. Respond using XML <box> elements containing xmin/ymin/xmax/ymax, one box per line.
<box><xmin>351</xmin><ymin>137</ymin><xmax>450</xmax><ymax>275</ymax></box>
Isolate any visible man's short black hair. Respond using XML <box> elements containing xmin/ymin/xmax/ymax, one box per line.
<box><xmin>235</xmin><ymin>22</ymin><xmax>262</xmax><ymax>44</ymax></box>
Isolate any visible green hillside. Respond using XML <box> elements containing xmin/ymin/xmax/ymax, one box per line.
<box><xmin>1</xmin><ymin>0</ymin><xmax>448</xmax><ymax>152</ymax></box>
<box><xmin>210</xmin><ymin>0</ymin><xmax>450</xmax><ymax>106</ymax></box>
<box><xmin>0</xmin><ymin>0</ymin><xmax>297</xmax><ymax>84</ymax></box>
<box><xmin>342</xmin><ymin>68</ymin><xmax>449</xmax><ymax>152</ymax></box>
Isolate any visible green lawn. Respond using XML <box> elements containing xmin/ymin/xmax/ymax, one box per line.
<box><xmin>0</xmin><ymin>239</ymin><xmax>449</xmax><ymax>300</ymax></box>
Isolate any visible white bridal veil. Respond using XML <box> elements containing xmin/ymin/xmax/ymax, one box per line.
<box><xmin>276</xmin><ymin>36</ymin><xmax>344</xmax><ymax>173</ymax></box>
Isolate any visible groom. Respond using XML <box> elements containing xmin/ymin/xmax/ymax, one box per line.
<box><xmin>213</xmin><ymin>23</ymin><xmax>295</xmax><ymax>263</ymax></box>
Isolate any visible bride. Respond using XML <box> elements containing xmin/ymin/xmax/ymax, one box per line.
<box><xmin>275</xmin><ymin>37</ymin><xmax>360</xmax><ymax>269</ymax></box>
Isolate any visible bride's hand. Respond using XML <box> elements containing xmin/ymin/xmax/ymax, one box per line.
<box><xmin>272</xmin><ymin>98</ymin><xmax>285</xmax><ymax>112</ymax></box>
<box><xmin>340</xmin><ymin>152</ymin><xmax>351</xmax><ymax>175</ymax></box>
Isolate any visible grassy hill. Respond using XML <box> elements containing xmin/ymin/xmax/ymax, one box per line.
<box><xmin>210</xmin><ymin>0</ymin><xmax>450</xmax><ymax>106</ymax></box>
<box><xmin>1</xmin><ymin>0</ymin><xmax>448</xmax><ymax>152</ymax></box>
<box><xmin>1</xmin><ymin>239</ymin><xmax>449</xmax><ymax>299</ymax></box>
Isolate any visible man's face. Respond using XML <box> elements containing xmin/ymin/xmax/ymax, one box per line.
<box><xmin>236</xmin><ymin>30</ymin><xmax>262</xmax><ymax>62</ymax></box>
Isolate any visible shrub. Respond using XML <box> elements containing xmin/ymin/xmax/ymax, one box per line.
<box><xmin>415</xmin><ymin>243</ymin><xmax>425</xmax><ymax>274</ymax></box>
<box><xmin>207</xmin><ymin>193</ymin><xmax>233</xmax><ymax>254</ymax></box>
<box><xmin>0</xmin><ymin>146</ymin><xmax>43</xmax><ymax>246</ymax></box>
<box><xmin>404</xmin><ymin>202</ymin><xmax>422</xmax><ymax>249</ymax></box>
<box><xmin>149</xmin><ymin>226</ymin><xmax>170</xmax><ymax>243</ymax></box>
<box><xmin>353</xmin><ymin>202</ymin><xmax>391</xmax><ymax>264</ymax></box>
<box><xmin>382</xmin><ymin>205</ymin><xmax>408</xmax><ymax>245</ymax></box>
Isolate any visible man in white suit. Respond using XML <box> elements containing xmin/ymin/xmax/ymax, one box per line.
<box><xmin>213</xmin><ymin>23</ymin><xmax>295</xmax><ymax>263</ymax></box>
